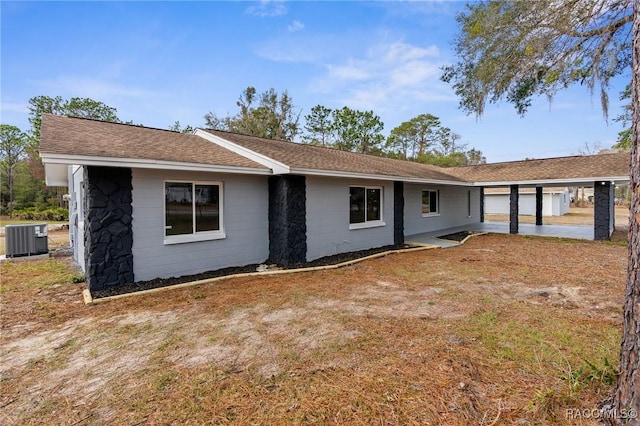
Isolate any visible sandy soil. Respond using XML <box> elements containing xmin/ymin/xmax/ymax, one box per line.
<box><xmin>0</xmin><ymin>233</ymin><xmax>627</xmax><ymax>425</ymax></box>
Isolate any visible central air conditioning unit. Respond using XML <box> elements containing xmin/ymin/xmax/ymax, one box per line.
<box><xmin>4</xmin><ymin>224</ymin><xmax>49</xmax><ymax>258</ymax></box>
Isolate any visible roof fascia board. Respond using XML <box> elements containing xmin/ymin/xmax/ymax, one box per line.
<box><xmin>195</xmin><ymin>129</ymin><xmax>290</xmax><ymax>175</ymax></box>
<box><xmin>40</xmin><ymin>153</ymin><xmax>272</xmax><ymax>176</ymax></box>
<box><xmin>473</xmin><ymin>177</ymin><xmax>630</xmax><ymax>187</ymax></box>
<box><xmin>289</xmin><ymin>167</ymin><xmax>472</xmax><ymax>186</ymax></box>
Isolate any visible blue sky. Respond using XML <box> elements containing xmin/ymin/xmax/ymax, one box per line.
<box><xmin>1</xmin><ymin>1</ymin><xmax>630</xmax><ymax>162</ymax></box>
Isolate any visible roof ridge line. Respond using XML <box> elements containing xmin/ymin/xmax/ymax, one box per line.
<box><xmin>201</xmin><ymin>128</ymin><xmax>464</xmax><ymax>174</ymax></box>
<box><xmin>46</xmin><ymin>113</ymin><xmax>188</xmax><ymax>135</ymax></box>
<box><xmin>451</xmin><ymin>151</ymin><xmax>627</xmax><ymax>169</ymax></box>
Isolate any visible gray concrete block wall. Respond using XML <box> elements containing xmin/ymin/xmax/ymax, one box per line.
<box><xmin>305</xmin><ymin>176</ymin><xmax>394</xmax><ymax>261</ymax></box>
<box><xmin>131</xmin><ymin>169</ymin><xmax>269</xmax><ymax>281</ymax></box>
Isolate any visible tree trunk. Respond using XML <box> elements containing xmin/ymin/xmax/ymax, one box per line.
<box><xmin>604</xmin><ymin>2</ymin><xmax>640</xmax><ymax>424</ymax></box>
<box><xmin>8</xmin><ymin>166</ymin><xmax>13</xmax><ymax>219</ymax></box>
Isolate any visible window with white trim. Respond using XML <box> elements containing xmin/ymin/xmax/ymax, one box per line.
<box><xmin>350</xmin><ymin>186</ymin><xmax>383</xmax><ymax>226</ymax></box>
<box><xmin>421</xmin><ymin>189</ymin><xmax>439</xmax><ymax>216</ymax></box>
<box><xmin>165</xmin><ymin>181</ymin><xmax>224</xmax><ymax>242</ymax></box>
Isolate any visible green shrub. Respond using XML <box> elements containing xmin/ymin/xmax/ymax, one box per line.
<box><xmin>13</xmin><ymin>207</ymin><xmax>68</xmax><ymax>221</ymax></box>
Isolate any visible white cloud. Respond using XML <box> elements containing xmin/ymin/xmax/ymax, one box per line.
<box><xmin>287</xmin><ymin>20</ymin><xmax>304</xmax><ymax>32</ymax></box>
<box><xmin>0</xmin><ymin>102</ymin><xmax>28</xmax><ymax>114</ymax></box>
<box><xmin>327</xmin><ymin>63</ymin><xmax>370</xmax><ymax>81</ymax></box>
<box><xmin>245</xmin><ymin>0</ymin><xmax>287</xmax><ymax>17</ymax></box>
<box><xmin>255</xmin><ymin>32</ymin><xmax>456</xmax><ymax>128</ymax></box>
<box><xmin>388</xmin><ymin>60</ymin><xmax>439</xmax><ymax>88</ymax></box>
<box><xmin>313</xmin><ymin>40</ymin><xmax>454</xmax><ymax>116</ymax></box>
<box><xmin>34</xmin><ymin>76</ymin><xmax>160</xmax><ymax>100</ymax></box>
<box><xmin>253</xmin><ymin>33</ymin><xmax>343</xmax><ymax>63</ymax></box>
<box><xmin>255</xmin><ymin>44</ymin><xmax>319</xmax><ymax>63</ymax></box>
<box><xmin>380</xmin><ymin>42</ymin><xmax>439</xmax><ymax>64</ymax></box>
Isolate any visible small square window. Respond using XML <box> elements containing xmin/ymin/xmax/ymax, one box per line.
<box><xmin>422</xmin><ymin>189</ymin><xmax>439</xmax><ymax>215</ymax></box>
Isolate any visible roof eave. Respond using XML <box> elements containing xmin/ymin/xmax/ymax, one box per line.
<box><xmin>289</xmin><ymin>167</ymin><xmax>472</xmax><ymax>185</ymax></box>
<box><xmin>40</xmin><ymin>153</ymin><xmax>272</xmax><ymax>184</ymax></box>
<box><xmin>471</xmin><ymin>176</ymin><xmax>631</xmax><ymax>187</ymax></box>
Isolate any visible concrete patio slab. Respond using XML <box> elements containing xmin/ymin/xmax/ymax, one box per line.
<box><xmin>407</xmin><ymin>221</ymin><xmax>594</xmax><ymax>245</ymax></box>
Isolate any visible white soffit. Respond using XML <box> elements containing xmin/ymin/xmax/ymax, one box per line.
<box><xmin>476</xmin><ymin>177</ymin><xmax>631</xmax><ymax>187</ymax></box>
<box><xmin>44</xmin><ymin>163</ymin><xmax>69</xmax><ymax>186</ymax></box>
<box><xmin>39</xmin><ymin>153</ymin><xmax>272</xmax><ymax>176</ymax></box>
<box><xmin>290</xmin><ymin>167</ymin><xmax>471</xmax><ymax>186</ymax></box>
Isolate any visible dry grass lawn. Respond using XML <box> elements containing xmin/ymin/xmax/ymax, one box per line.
<box><xmin>0</xmin><ymin>232</ymin><xmax>628</xmax><ymax>425</ymax></box>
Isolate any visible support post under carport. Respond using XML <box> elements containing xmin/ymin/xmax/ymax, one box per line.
<box><xmin>594</xmin><ymin>181</ymin><xmax>615</xmax><ymax>241</ymax></box>
<box><xmin>480</xmin><ymin>187</ymin><xmax>485</xmax><ymax>223</ymax></box>
<box><xmin>510</xmin><ymin>184</ymin><xmax>519</xmax><ymax>234</ymax></box>
<box><xmin>393</xmin><ymin>181</ymin><xmax>404</xmax><ymax>246</ymax></box>
<box><xmin>535</xmin><ymin>186</ymin><xmax>543</xmax><ymax>226</ymax></box>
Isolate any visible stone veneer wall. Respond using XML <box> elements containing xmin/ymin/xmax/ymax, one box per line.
<box><xmin>393</xmin><ymin>181</ymin><xmax>404</xmax><ymax>246</ymax></box>
<box><xmin>268</xmin><ymin>175</ymin><xmax>307</xmax><ymax>267</ymax></box>
<box><xmin>594</xmin><ymin>181</ymin><xmax>614</xmax><ymax>241</ymax></box>
<box><xmin>84</xmin><ymin>166</ymin><xmax>134</xmax><ymax>291</ymax></box>
<box><xmin>509</xmin><ymin>184</ymin><xmax>519</xmax><ymax>234</ymax></box>
<box><xmin>479</xmin><ymin>187</ymin><xmax>485</xmax><ymax>223</ymax></box>
<box><xmin>535</xmin><ymin>186</ymin><xmax>543</xmax><ymax>226</ymax></box>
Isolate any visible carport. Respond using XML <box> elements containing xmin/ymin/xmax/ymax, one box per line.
<box><xmin>448</xmin><ymin>153</ymin><xmax>630</xmax><ymax>241</ymax></box>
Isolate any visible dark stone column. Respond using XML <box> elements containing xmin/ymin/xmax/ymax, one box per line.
<box><xmin>594</xmin><ymin>181</ymin><xmax>614</xmax><ymax>241</ymax></box>
<box><xmin>509</xmin><ymin>184</ymin><xmax>519</xmax><ymax>234</ymax></box>
<box><xmin>84</xmin><ymin>166</ymin><xmax>134</xmax><ymax>291</ymax></box>
<box><xmin>480</xmin><ymin>187</ymin><xmax>485</xmax><ymax>223</ymax></box>
<box><xmin>535</xmin><ymin>186</ymin><xmax>543</xmax><ymax>226</ymax></box>
<box><xmin>393</xmin><ymin>181</ymin><xmax>404</xmax><ymax>246</ymax></box>
<box><xmin>268</xmin><ymin>175</ymin><xmax>307</xmax><ymax>267</ymax></box>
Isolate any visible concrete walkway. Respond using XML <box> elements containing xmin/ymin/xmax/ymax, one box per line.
<box><xmin>406</xmin><ymin>221</ymin><xmax>594</xmax><ymax>247</ymax></box>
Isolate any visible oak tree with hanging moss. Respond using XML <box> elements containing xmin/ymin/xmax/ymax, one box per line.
<box><xmin>442</xmin><ymin>1</ymin><xmax>637</xmax><ymax>422</ymax></box>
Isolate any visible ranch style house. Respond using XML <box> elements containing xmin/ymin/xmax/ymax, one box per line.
<box><xmin>39</xmin><ymin>114</ymin><xmax>630</xmax><ymax>292</ymax></box>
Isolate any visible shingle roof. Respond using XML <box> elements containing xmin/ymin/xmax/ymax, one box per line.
<box><xmin>40</xmin><ymin>115</ymin><xmax>268</xmax><ymax>170</ymax></box>
<box><xmin>447</xmin><ymin>153</ymin><xmax>630</xmax><ymax>183</ymax></box>
<box><xmin>40</xmin><ymin>115</ymin><xmax>631</xmax><ymax>185</ymax></box>
<box><xmin>203</xmin><ymin>129</ymin><xmax>465</xmax><ymax>182</ymax></box>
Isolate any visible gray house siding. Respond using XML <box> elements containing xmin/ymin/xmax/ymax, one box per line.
<box><xmin>131</xmin><ymin>169</ymin><xmax>269</xmax><ymax>281</ymax></box>
<box><xmin>305</xmin><ymin>176</ymin><xmax>395</xmax><ymax>261</ymax></box>
<box><xmin>404</xmin><ymin>184</ymin><xmax>481</xmax><ymax>236</ymax></box>
<box><xmin>70</xmin><ymin>166</ymin><xmax>86</xmax><ymax>272</ymax></box>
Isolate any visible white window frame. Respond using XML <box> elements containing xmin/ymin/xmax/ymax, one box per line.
<box><xmin>421</xmin><ymin>189</ymin><xmax>440</xmax><ymax>217</ymax></box>
<box><xmin>164</xmin><ymin>180</ymin><xmax>226</xmax><ymax>245</ymax></box>
<box><xmin>349</xmin><ymin>185</ymin><xmax>385</xmax><ymax>230</ymax></box>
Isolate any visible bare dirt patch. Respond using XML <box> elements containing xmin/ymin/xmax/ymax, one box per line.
<box><xmin>0</xmin><ymin>234</ymin><xmax>627</xmax><ymax>425</ymax></box>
